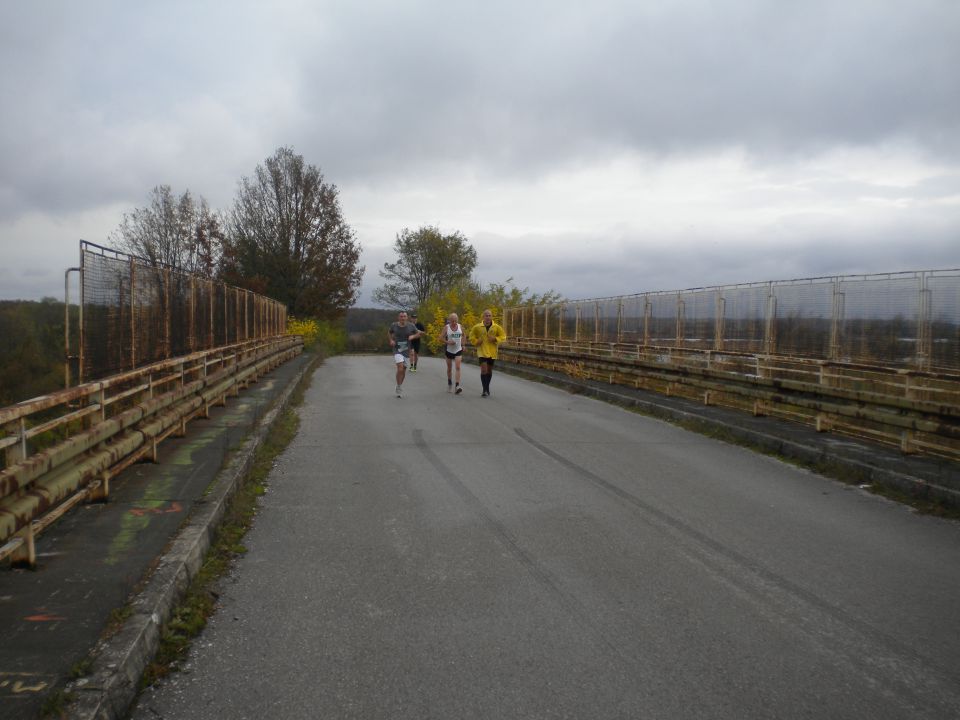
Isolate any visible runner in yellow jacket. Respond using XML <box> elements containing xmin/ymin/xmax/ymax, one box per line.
<box><xmin>468</xmin><ymin>309</ymin><xmax>507</xmax><ymax>397</ymax></box>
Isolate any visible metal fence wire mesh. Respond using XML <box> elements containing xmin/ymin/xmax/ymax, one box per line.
<box><xmin>79</xmin><ymin>241</ymin><xmax>288</xmax><ymax>381</ymax></box>
<box><xmin>503</xmin><ymin>270</ymin><xmax>960</xmax><ymax>373</ymax></box>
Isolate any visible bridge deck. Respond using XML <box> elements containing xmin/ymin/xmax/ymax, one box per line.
<box><xmin>3</xmin><ymin>354</ymin><xmax>960</xmax><ymax>720</ymax></box>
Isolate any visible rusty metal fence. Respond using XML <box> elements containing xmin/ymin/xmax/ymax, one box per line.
<box><xmin>502</xmin><ymin>270</ymin><xmax>960</xmax><ymax>465</ymax></box>
<box><xmin>0</xmin><ymin>337</ymin><xmax>302</xmax><ymax>565</ymax></box>
<box><xmin>504</xmin><ymin>270</ymin><xmax>960</xmax><ymax>372</ymax></box>
<box><xmin>0</xmin><ymin>242</ymin><xmax>298</xmax><ymax>566</ymax></box>
<box><xmin>73</xmin><ymin>241</ymin><xmax>288</xmax><ymax>383</ymax></box>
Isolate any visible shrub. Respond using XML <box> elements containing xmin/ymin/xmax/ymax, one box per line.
<box><xmin>287</xmin><ymin>317</ymin><xmax>346</xmax><ymax>354</ymax></box>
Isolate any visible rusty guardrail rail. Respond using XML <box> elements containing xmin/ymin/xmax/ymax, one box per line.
<box><xmin>0</xmin><ymin>335</ymin><xmax>302</xmax><ymax>566</ymax></box>
<box><xmin>502</xmin><ymin>339</ymin><xmax>960</xmax><ymax>462</ymax></box>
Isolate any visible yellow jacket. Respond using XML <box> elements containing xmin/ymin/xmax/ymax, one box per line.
<box><xmin>469</xmin><ymin>321</ymin><xmax>507</xmax><ymax>359</ymax></box>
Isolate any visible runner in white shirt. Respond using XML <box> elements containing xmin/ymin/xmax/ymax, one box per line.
<box><xmin>438</xmin><ymin>313</ymin><xmax>466</xmax><ymax>394</ymax></box>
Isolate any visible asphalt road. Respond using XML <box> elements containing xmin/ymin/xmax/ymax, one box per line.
<box><xmin>131</xmin><ymin>354</ymin><xmax>960</xmax><ymax>720</ymax></box>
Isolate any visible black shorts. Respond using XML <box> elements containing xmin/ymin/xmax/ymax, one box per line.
<box><xmin>445</xmin><ymin>350</ymin><xmax>463</xmax><ymax>359</ymax></box>
<box><xmin>478</xmin><ymin>357</ymin><xmax>496</xmax><ymax>366</ymax></box>
<box><xmin>410</xmin><ymin>339</ymin><xmax>421</xmax><ymax>351</ymax></box>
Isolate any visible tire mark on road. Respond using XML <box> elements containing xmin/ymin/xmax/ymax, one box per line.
<box><xmin>412</xmin><ymin>429</ymin><xmax>651</xmax><ymax>673</ymax></box>
<box><xmin>514</xmin><ymin>426</ymin><xmax>960</xmax><ymax>719</ymax></box>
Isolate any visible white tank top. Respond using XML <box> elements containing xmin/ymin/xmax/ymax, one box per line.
<box><xmin>443</xmin><ymin>323</ymin><xmax>464</xmax><ymax>353</ymax></box>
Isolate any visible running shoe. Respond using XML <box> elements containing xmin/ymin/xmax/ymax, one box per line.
<box><xmin>455</xmin><ymin>385</ymin><xmax>462</xmax><ymax>394</ymax></box>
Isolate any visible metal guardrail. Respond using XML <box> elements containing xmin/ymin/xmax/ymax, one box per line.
<box><xmin>0</xmin><ymin>336</ymin><xmax>302</xmax><ymax>566</ymax></box>
<box><xmin>501</xmin><ymin>339</ymin><xmax>960</xmax><ymax>462</ymax></box>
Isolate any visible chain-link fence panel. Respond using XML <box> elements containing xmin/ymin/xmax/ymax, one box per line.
<box><xmin>503</xmin><ymin>307</ymin><xmax>516</xmax><ymax>338</ymax></box>
<box><xmin>505</xmin><ymin>269</ymin><xmax>960</xmax><ymax>372</ymax></box>
<box><xmin>521</xmin><ymin>304</ymin><xmax>536</xmax><ymax>339</ymax></box>
<box><xmin>721</xmin><ymin>283</ymin><xmax>767</xmax><ymax>355</ymax></box>
<box><xmin>835</xmin><ymin>273</ymin><xmax>921</xmax><ymax>367</ymax></box>
<box><xmin>646</xmin><ymin>293</ymin><xmax>679</xmax><ymax>346</ymax></box>
<box><xmin>544</xmin><ymin>303</ymin><xmax>562</xmax><ymax>340</ymax></box>
<box><xmin>80</xmin><ymin>242</ymin><xmax>288</xmax><ymax>382</ymax></box>
<box><xmin>169</xmin><ymin>271</ymin><xmax>190</xmax><ymax>357</ymax></box>
<box><xmin>535</xmin><ymin>304</ymin><xmax>547</xmax><ymax>340</ymax></box>
<box><xmin>597</xmin><ymin>299</ymin><xmax>619</xmax><ymax>343</ymax></box>
<box><xmin>768</xmin><ymin>278</ymin><xmax>835</xmax><ymax>360</ymax></box>
<box><xmin>195</xmin><ymin>278</ymin><xmax>215</xmax><ymax>350</ymax></box>
<box><xmin>620</xmin><ymin>296</ymin><xmax>645</xmax><ymax>344</ymax></box>
<box><xmin>573</xmin><ymin>301</ymin><xmax>593</xmax><ymax>343</ymax></box>
<box><xmin>679</xmin><ymin>288</ymin><xmax>717</xmax><ymax>350</ymax></box>
<box><xmin>80</xmin><ymin>249</ymin><xmax>129</xmax><ymax>378</ymax></box>
<box><xmin>927</xmin><ymin>271</ymin><xmax>960</xmax><ymax>371</ymax></box>
<box><xmin>557</xmin><ymin>303</ymin><xmax>577</xmax><ymax>340</ymax></box>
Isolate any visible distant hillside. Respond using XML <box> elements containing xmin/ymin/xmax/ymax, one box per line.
<box><xmin>345</xmin><ymin>307</ymin><xmax>398</xmax><ymax>353</ymax></box>
<box><xmin>0</xmin><ymin>299</ymin><xmax>76</xmax><ymax>405</ymax></box>
<box><xmin>345</xmin><ymin>307</ymin><xmax>397</xmax><ymax>332</ymax></box>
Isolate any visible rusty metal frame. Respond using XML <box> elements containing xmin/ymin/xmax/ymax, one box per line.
<box><xmin>64</xmin><ymin>266</ymin><xmax>81</xmax><ymax>388</ymax></box>
<box><xmin>511</xmin><ymin>270</ymin><xmax>960</xmax><ymax>374</ymax></box>
<box><xmin>78</xmin><ymin>241</ymin><xmax>289</xmax><ymax>383</ymax></box>
<box><xmin>1</xmin><ymin>336</ymin><xmax>303</xmax><ymax>565</ymax></box>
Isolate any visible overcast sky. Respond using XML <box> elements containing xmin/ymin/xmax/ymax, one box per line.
<box><xmin>1</xmin><ymin>0</ymin><xmax>957</xmax><ymax>306</ymax></box>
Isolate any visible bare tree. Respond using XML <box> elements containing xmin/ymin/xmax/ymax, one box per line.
<box><xmin>110</xmin><ymin>185</ymin><xmax>224</xmax><ymax>277</ymax></box>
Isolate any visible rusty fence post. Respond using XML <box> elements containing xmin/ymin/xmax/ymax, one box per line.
<box><xmin>79</xmin><ymin>251</ymin><xmax>85</xmax><ymax>384</ymax></box>
<box><xmin>189</xmin><ymin>276</ymin><xmax>195</xmax><ymax>353</ymax></box>
<box><xmin>676</xmin><ymin>296</ymin><xmax>685</xmax><ymax>348</ymax></box>
<box><xmin>643</xmin><ymin>297</ymin><xmax>651</xmax><ymax>347</ymax></box>
<box><xmin>130</xmin><ymin>255</ymin><xmax>137</xmax><ymax>371</ymax></box>
<box><xmin>829</xmin><ymin>276</ymin><xmax>844</xmax><ymax>362</ymax></box>
<box><xmin>164</xmin><ymin>267</ymin><xmax>172</xmax><ymax>360</ymax></box>
<box><xmin>64</xmin><ymin>267</ymin><xmax>80</xmax><ymax>389</ymax></box>
<box><xmin>764</xmin><ymin>286</ymin><xmax>777</xmax><ymax>356</ymax></box>
<box><xmin>715</xmin><ymin>290</ymin><xmax>725</xmax><ymax>352</ymax></box>
<box><xmin>208</xmin><ymin>278</ymin><xmax>214</xmax><ymax>350</ymax></box>
<box><xmin>917</xmin><ymin>272</ymin><xmax>932</xmax><ymax>371</ymax></box>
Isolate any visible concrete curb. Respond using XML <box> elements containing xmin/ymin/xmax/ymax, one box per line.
<box><xmin>496</xmin><ymin>360</ymin><xmax>960</xmax><ymax>509</ymax></box>
<box><xmin>67</xmin><ymin>356</ymin><xmax>316</xmax><ymax>720</ymax></box>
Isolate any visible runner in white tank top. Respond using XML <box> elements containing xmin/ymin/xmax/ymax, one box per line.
<box><xmin>439</xmin><ymin>313</ymin><xmax>465</xmax><ymax>393</ymax></box>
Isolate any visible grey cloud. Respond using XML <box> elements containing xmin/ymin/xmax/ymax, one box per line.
<box><xmin>3</xmin><ymin>0</ymin><xmax>959</xmax><ymax>221</ymax></box>
<box><xmin>295</xmin><ymin>0</ymin><xmax>960</xmax><ymax>182</ymax></box>
<box><xmin>1</xmin><ymin>1</ymin><xmax>957</xmax><ymax>306</ymax></box>
<box><xmin>0</xmin><ymin>252</ymin><xmax>74</xmax><ymax>302</ymax></box>
<box><xmin>0</xmin><ymin>2</ymin><xmax>287</xmax><ymax>221</ymax></box>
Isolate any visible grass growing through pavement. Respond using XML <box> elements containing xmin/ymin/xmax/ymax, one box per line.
<box><xmin>69</xmin><ymin>658</ymin><xmax>93</xmax><ymax>679</ymax></box>
<box><xmin>867</xmin><ymin>483</ymin><xmax>960</xmax><ymax>519</ymax></box>
<box><xmin>140</xmin><ymin>364</ymin><xmax>311</xmax><ymax>687</ymax></box>
<box><xmin>41</xmin><ymin>689</ymin><xmax>73</xmax><ymax>718</ymax></box>
<box><xmin>103</xmin><ymin>605</ymin><xmax>134</xmax><ymax>638</ymax></box>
